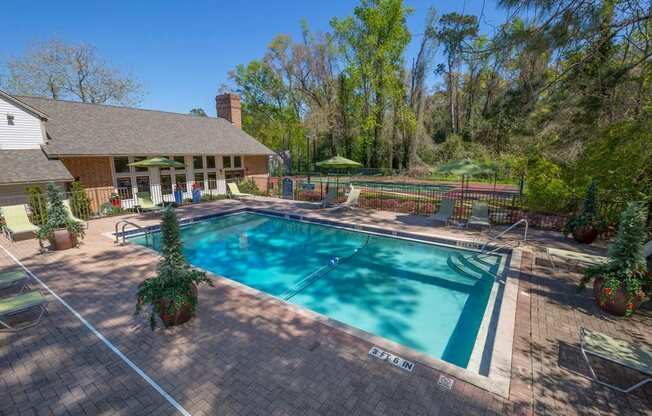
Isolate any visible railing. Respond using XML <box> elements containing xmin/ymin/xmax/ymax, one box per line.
<box><xmin>114</xmin><ymin>220</ymin><xmax>151</xmax><ymax>246</ymax></box>
<box><xmin>480</xmin><ymin>219</ymin><xmax>528</xmax><ymax>254</ymax></box>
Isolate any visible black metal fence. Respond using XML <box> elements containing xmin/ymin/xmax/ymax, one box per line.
<box><xmin>292</xmin><ymin>179</ymin><xmax>637</xmax><ymax>232</ymax></box>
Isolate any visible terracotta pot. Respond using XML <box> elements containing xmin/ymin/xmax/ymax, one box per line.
<box><xmin>593</xmin><ymin>278</ymin><xmax>643</xmax><ymax>316</ymax></box>
<box><xmin>572</xmin><ymin>226</ymin><xmax>598</xmax><ymax>244</ymax></box>
<box><xmin>158</xmin><ymin>283</ymin><xmax>198</xmax><ymax>327</ymax></box>
<box><xmin>48</xmin><ymin>228</ymin><xmax>77</xmax><ymax>251</ymax></box>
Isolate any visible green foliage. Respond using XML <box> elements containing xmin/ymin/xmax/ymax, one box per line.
<box><xmin>579</xmin><ymin>203</ymin><xmax>650</xmax><ymax>317</ymax></box>
<box><xmin>69</xmin><ymin>181</ymin><xmax>92</xmax><ymax>220</ymax></box>
<box><xmin>189</xmin><ymin>108</ymin><xmax>207</xmax><ymax>116</ymax></box>
<box><xmin>25</xmin><ymin>186</ymin><xmax>47</xmax><ymax>226</ymax></box>
<box><xmin>135</xmin><ymin>206</ymin><xmax>213</xmax><ymax>330</ymax></box>
<box><xmin>564</xmin><ymin>180</ymin><xmax>606</xmax><ymax>235</ymax></box>
<box><xmin>524</xmin><ymin>156</ymin><xmax>571</xmax><ymax>213</ymax></box>
<box><xmin>36</xmin><ymin>183</ymin><xmax>85</xmax><ymax>243</ymax></box>
<box><xmin>235</xmin><ymin>179</ymin><xmax>262</xmax><ymax>195</ymax></box>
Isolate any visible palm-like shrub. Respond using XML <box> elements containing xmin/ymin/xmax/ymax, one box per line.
<box><xmin>69</xmin><ymin>181</ymin><xmax>93</xmax><ymax>220</ymax></box>
<box><xmin>135</xmin><ymin>206</ymin><xmax>213</xmax><ymax>329</ymax></box>
<box><xmin>35</xmin><ymin>183</ymin><xmax>85</xmax><ymax>243</ymax></box>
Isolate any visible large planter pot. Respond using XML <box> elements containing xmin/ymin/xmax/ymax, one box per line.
<box><xmin>48</xmin><ymin>228</ymin><xmax>77</xmax><ymax>251</ymax></box>
<box><xmin>572</xmin><ymin>226</ymin><xmax>598</xmax><ymax>244</ymax></box>
<box><xmin>592</xmin><ymin>278</ymin><xmax>643</xmax><ymax>316</ymax></box>
<box><xmin>192</xmin><ymin>189</ymin><xmax>201</xmax><ymax>204</ymax></box>
<box><xmin>158</xmin><ymin>283</ymin><xmax>198</xmax><ymax>327</ymax></box>
<box><xmin>174</xmin><ymin>190</ymin><xmax>184</xmax><ymax>206</ymax></box>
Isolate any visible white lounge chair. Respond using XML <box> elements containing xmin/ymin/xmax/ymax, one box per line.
<box><xmin>332</xmin><ymin>189</ymin><xmax>360</xmax><ymax>211</ymax></box>
<box><xmin>546</xmin><ymin>247</ymin><xmax>608</xmax><ymax>271</ymax></box>
<box><xmin>580</xmin><ymin>327</ymin><xmax>652</xmax><ymax>393</ymax></box>
<box><xmin>228</xmin><ymin>183</ymin><xmax>255</xmax><ymax>200</ymax></box>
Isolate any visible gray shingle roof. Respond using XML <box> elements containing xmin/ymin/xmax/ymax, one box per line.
<box><xmin>16</xmin><ymin>96</ymin><xmax>274</xmax><ymax>157</ymax></box>
<box><xmin>0</xmin><ymin>149</ymin><xmax>74</xmax><ymax>184</ymax></box>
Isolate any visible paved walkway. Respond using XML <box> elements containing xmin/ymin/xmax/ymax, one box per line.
<box><xmin>0</xmin><ymin>199</ymin><xmax>650</xmax><ymax>415</ymax></box>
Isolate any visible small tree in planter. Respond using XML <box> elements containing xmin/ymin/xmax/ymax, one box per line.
<box><xmin>135</xmin><ymin>206</ymin><xmax>212</xmax><ymax>329</ymax></box>
<box><xmin>69</xmin><ymin>181</ymin><xmax>92</xmax><ymax>220</ymax></box>
<box><xmin>564</xmin><ymin>180</ymin><xmax>606</xmax><ymax>244</ymax></box>
<box><xmin>578</xmin><ymin>202</ymin><xmax>651</xmax><ymax>317</ymax></box>
<box><xmin>36</xmin><ymin>183</ymin><xmax>85</xmax><ymax>251</ymax></box>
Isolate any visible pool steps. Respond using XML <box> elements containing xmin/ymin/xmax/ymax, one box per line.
<box><xmin>447</xmin><ymin>253</ymin><xmax>501</xmax><ymax>280</ymax></box>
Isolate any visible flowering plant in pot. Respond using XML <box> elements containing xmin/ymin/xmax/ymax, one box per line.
<box><xmin>577</xmin><ymin>202</ymin><xmax>651</xmax><ymax>317</ymax></box>
<box><xmin>135</xmin><ymin>206</ymin><xmax>212</xmax><ymax>329</ymax></box>
<box><xmin>564</xmin><ymin>180</ymin><xmax>606</xmax><ymax>244</ymax></box>
<box><xmin>109</xmin><ymin>192</ymin><xmax>121</xmax><ymax>208</ymax></box>
<box><xmin>35</xmin><ymin>183</ymin><xmax>85</xmax><ymax>251</ymax></box>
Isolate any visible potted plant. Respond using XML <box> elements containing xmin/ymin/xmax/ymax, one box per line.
<box><xmin>191</xmin><ymin>182</ymin><xmax>202</xmax><ymax>204</ymax></box>
<box><xmin>577</xmin><ymin>203</ymin><xmax>651</xmax><ymax>317</ymax></box>
<box><xmin>173</xmin><ymin>184</ymin><xmax>184</xmax><ymax>206</ymax></box>
<box><xmin>135</xmin><ymin>206</ymin><xmax>212</xmax><ymax>329</ymax></box>
<box><xmin>564</xmin><ymin>180</ymin><xmax>605</xmax><ymax>244</ymax></box>
<box><xmin>109</xmin><ymin>192</ymin><xmax>122</xmax><ymax>208</ymax></box>
<box><xmin>36</xmin><ymin>183</ymin><xmax>86</xmax><ymax>251</ymax></box>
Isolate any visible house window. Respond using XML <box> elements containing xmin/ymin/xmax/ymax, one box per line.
<box><xmin>206</xmin><ymin>156</ymin><xmax>216</xmax><ymax>169</ymax></box>
<box><xmin>7</xmin><ymin>114</ymin><xmax>15</xmax><ymax>125</ymax></box>
<box><xmin>161</xmin><ymin>175</ymin><xmax>172</xmax><ymax>194</ymax></box>
<box><xmin>194</xmin><ymin>173</ymin><xmax>205</xmax><ymax>189</ymax></box>
<box><xmin>132</xmin><ymin>156</ymin><xmax>148</xmax><ymax>172</ymax></box>
<box><xmin>116</xmin><ymin>177</ymin><xmax>133</xmax><ymax>199</ymax></box>
<box><xmin>223</xmin><ymin>156</ymin><xmax>231</xmax><ymax>169</ymax></box>
<box><xmin>175</xmin><ymin>174</ymin><xmax>187</xmax><ymax>191</ymax></box>
<box><xmin>234</xmin><ymin>156</ymin><xmax>242</xmax><ymax>168</ymax></box>
<box><xmin>193</xmin><ymin>156</ymin><xmax>203</xmax><ymax>170</ymax></box>
<box><xmin>113</xmin><ymin>157</ymin><xmax>130</xmax><ymax>174</ymax></box>
<box><xmin>173</xmin><ymin>156</ymin><xmax>185</xmax><ymax>166</ymax></box>
<box><xmin>136</xmin><ymin>176</ymin><xmax>150</xmax><ymax>194</ymax></box>
<box><xmin>207</xmin><ymin>172</ymin><xmax>217</xmax><ymax>189</ymax></box>
<box><xmin>225</xmin><ymin>170</ymin><xmax>244</xmax><ymax>179</ymax></box>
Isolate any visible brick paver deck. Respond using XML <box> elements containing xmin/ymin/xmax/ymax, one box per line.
<box><xmin>1</xmin><ymin>199</ymin><xmax>650</xmax><ymax>415</ymax></box>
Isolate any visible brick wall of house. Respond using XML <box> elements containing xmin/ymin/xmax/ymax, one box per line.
<box><xmin>244</xmin><ymin>155</ymin><xmax>269</xmax><ymax>192</ymax></box>
<box><xmin>61</xmin><ymin>156</ymin><xmax>114</xmax><ymax>211</ymax></box>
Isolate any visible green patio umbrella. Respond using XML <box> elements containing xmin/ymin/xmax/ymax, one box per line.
<box><xmin>431</xmin><ymin>158</ymin><xmax>497</xmax><ymax>191</ymax></box>
<box><xmin>315</xmin><ymin>155</ymin><xmax>363</xmax><ymax>169</ymax></box>
<box><xmin>127</xmin><ymin>156</ymin><xmax>186</xmax><ymax>168</ymax></box>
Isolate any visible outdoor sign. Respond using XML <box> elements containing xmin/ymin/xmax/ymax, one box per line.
<box><xmin>368</xmin><ymin>347</ymin><xmax>414</xmax><ymax>372</ymax></box>
<box><xmin>301</xmin><ymin>183</ymin><xmax>315</xmax><ymax>190</ymax></box>
<box><xmin>282</xmin><ymin>178</ymin><xmax>294</xmax><ymax>199</ymax></box>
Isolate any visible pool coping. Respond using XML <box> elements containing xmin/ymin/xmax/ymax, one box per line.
<box><xmin>108</xmin><ymin>207</ymin><xmax>522</xmax><ymax>398</ymax></box>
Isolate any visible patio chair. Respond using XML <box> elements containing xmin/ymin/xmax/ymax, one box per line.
<box><xmin>332</xmin><ymin>189</ymin><xmax>361</xmax><ymax>211</ymax></box>
<box><xmin>316</xmin><ymin>186</ymin><xmax>338</xmax><ymax>209</ymax></box>
<box><xmin>579</xmin><ymin>327</ymin><xmax>652</xmax><ymax>393</ymax></box>
<box><xmin>467</xmin><ymin>201</ymin><xmax>491</xmax><ymax>230</ymax></box>
<box><xmin>228</xmin><ymin>183</ymin><xmax>255</xmax><ymax>200</ymax></box>
<box><xmin>546</xmin><ymin>247</ymin><xmax>608</xmax><ymax>271</ymax></box>
<box><xmin>63</xmin><ymin>200</ymin><xmax>89</xmax><ymax>229</ymax></box>
<box><xmin>1</xmin><ymin>204</ymin><xmax>38</xmax><ymax>242</ymax></box>
<box><xmin>429</xmin><ymin>197</ymin><xmax>456</xmax><ymax>227</ymax></box>
<box><xmin>136</xmin><ymin>192</ymin><xmax>164</xmax><ymax>214</ymax></box>
<box><xmin>0</xmin><ymin>270</ymin><xmax>30</xmax><ymax>293</ymax></box>
<box><xmin>0</xmin><ymin>291</ymin><xmax>48</xmax><ymax>331</ymax></box>
<box><xmin>643</xmin><ymin>240</ymin><xmax>652</xmax><ymax>258</ymax></box>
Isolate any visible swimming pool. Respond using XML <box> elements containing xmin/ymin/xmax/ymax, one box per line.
<box><xmin>130</xmin><ymin>212</ymin><xmax>505</xmax><ymax>369</ymax></box>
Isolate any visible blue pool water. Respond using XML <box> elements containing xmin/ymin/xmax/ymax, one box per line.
<box><xmin>131</xmin><ymin>213</ymin><xmax>499</xmax><ymax>368</ymax></box>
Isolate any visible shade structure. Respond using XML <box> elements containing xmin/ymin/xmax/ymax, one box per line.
<box><xmin>431</xmin><ymin>158</ymin><xmax>495</xmax><ymax>176</ymax></box>
<box><xmin>127</xmin><ymin>157</ymin><xmax>186</xmax><ymax>168</ymax></box>
<box><xmin>315</xmin><ymin>155</ymin><xmax>363</xmax><ymax>169</ymax></box>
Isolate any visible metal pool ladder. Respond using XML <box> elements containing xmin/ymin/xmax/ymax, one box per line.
<box><xmin>480</xmin><ymin>218</ymin><xmax>528</xmax><ymax>255</ymax></box>
<box><xmin>114</xmin><ymin>220</ymin><xmax>151</xmax><ymax>246</ymax></box>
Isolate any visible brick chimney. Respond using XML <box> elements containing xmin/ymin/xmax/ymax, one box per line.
<box><xmin>215</xmin><ymin>93</ymin><xmax>242</xmax><ymax>129</ymax></box>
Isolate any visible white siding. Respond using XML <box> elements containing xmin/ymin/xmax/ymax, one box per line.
<box><xmin>0</xmin><ymin>96</ymin><xmax>45</xmax><ymax>149</ymax></box>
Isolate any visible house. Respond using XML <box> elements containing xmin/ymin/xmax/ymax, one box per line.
<box><xmin>0</xmin><ymin>91</ymin><xmax>273</xmax><ymax>210</ymax></box>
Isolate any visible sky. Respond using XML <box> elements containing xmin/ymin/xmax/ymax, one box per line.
<box><xmin>0</xmin><ymin>0</ymin><xmax>509</xmax><ymax>115</ymax></box>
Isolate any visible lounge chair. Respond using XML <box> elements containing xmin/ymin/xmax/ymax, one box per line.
<box><xmin>0</xmin><ymin>270</ymin><xmax>30</xmax><ymax>293</ymax></box>
<box><xmin>643</xmin><ymin>240</ymin><xmax>652</xmax><ymax>258</ymax></box>
<box><xmin>579</xmin><ymin>327</ymin><xmax>652</xmax><ymax>393</ymax></box>
<box><xmin>546</xmin><ymin>247</ymin><xmax>608</xmax><ymax>271</ymax></box>
<box><xmin>332</xmin><ymin>189</ymin><xmax>361</xmax><ymax>211</ymax></box>
<box><xmin>228</xmin><ymin>183</ymin><xmax>255</xmax><ymax>200</ymax></box>
<box><xmin>430</xmin><ymin>197</ymin><xmax>456</xmax><ymax>227</ymax></box>
<box><xmin>63</xmin><ymin>200</ymin><xmax>89</xmax><ymax>228</ymax></box>
<box><xmin>316</xmin><ymin>186</ymin><xmax>338</xmax><ymax>209</ymax></box>
<box><xmin>136</xmin><ymin>192</ymin><xmax>164</xmax><ymax>214</ymax></box>
<box><xmin>0</xmin><ymin>291</ymin><xmax>48</xmax><ymax>331</ymax></box>
<box><xmin>467</xmin><ymin>201</ymin><xmax>491</xmax><ymax>230</ymax></box>
<box><xmin>1</xmin><ymin>204</ymin><xmax>38</xmax><ymax>242</ymax></box>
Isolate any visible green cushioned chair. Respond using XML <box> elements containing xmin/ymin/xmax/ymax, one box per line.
<box><xmin>227</xmin><ymin>183</ymin><xmax>255</xmax><ymax>200</ymax></box>
<box><xmin>429</xmin><ymin>197</ymin><xmax>456</xmax><ymax>227</ymax></box>
<box><xmin>1</xmin><ymin>204</ymin><xmax>38</xmax><ymax>242</ymax></box>
<box><xmin>0</xmin><ymin>291</ymin><xmax>49</xmax><ymax>331</ymax></box>
<box><xmin>136</xmin><ymin>192</ymin><xmax>164</xmax><ymax>214</ymax></box>
<box><xmin>0</xmin><ymin>270</ymin><xmax>30</xmax><ymax>293</ymax></box>
<box><xmin>317</xmin><ymin>186</ymin><xmax>338</xmax><ymax>209</ymax></box>
<box><xmin>467</xmin><ymin>200</ymin><xmax>491</xmax><ymax>230</ymax></box>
